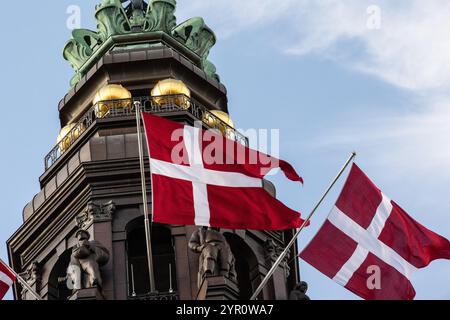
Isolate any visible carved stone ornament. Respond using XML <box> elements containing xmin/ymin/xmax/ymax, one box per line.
<box><xmin>75</xmin><ymin>201</ymin><xmax>116</xmax><ymax>229</ymax></box>
<box><xmin>19</xmin><ymin>261</ymin><xmax>42</xmax><ymax>299</ymax></box>
<box><xmin>63</xmin><ymin>0</ymin><xmax>219</xmax><ymax>87</ymax></box>
<box><xmin>264</xmin><ymin>239</ymin><xmax>283</xmax><ymax>260</ymax></box>
<box><xmin>19</xmin><ymin>261</ymin><xmax>41</xmax><ymax>285</ymax></box>
<box><xmin>264</xmin><ymin>239</ymin><xmax>291</xmax><ymax>277</ymax></box>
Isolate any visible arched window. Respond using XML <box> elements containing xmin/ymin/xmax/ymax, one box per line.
<box><xmin>224</xmin><ymin>233</ymin><xmax>260</xmax><ymax>300</ymax></box>
<box><xmin>126</xmin><ymin>218</ymin><xmax>177</xmax><ymax>298</ymax></box>
<box><xmin>48</xmin><ymin>250</ymin><xmax>73</xmax><ymax>300</ymax></box>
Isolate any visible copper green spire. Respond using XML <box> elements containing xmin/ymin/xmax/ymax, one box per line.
<box><xmin>63</xmin><ymin>0</ymin><xmax>218</xmax><ymax>87</ymax></box>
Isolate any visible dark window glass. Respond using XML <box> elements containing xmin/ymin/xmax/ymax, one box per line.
<box><xmin>127</xmin><ymin>221</ymin><xmax>177</xmax><ymax>296</ymax></box>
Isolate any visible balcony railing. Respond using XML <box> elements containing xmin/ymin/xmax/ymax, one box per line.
<box><xmin>128</xmin><ymin>291</ymin><xmax>179</xmax><ymax>301</ymax></box>
<box><xmin>44</xmin><ymin>94</ymin><xmax>249</xmax><ymax>170</ymax></box>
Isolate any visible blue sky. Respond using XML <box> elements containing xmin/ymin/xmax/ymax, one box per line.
<box><xmin>1</xmin><ymin>0</ymin><xmax>449</xmax><ymax>300</ymax></box>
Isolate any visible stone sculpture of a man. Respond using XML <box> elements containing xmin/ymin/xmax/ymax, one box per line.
<box><xmin>189</xmin><ymin>227</ymin><xmax>237</xmax><ymax>288</ymax></box>
<box><xmin>66</xmin><ymin>230</ymin><xmax>110</xmax><ymax>292</ymax></box>
<box><xmin>289</xmin><ymin>281</ymin><xmax>311</xmax><ymax>300</ymax></box>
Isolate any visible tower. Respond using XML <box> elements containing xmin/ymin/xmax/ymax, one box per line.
<box><xmin>7</xmin><ymin>0</ymin><xmax>300</xmax><ymax>300</ymax></box>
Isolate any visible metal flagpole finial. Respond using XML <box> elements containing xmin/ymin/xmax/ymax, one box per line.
<box><xmin>134</xmin><ymin>100</ymin><xmax>142</xmax><ymax>111</ymax></box>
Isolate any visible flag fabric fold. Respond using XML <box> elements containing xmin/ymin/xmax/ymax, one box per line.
<box><xmin>142</xmin><ymin>113</ymin><xmax>304</xmax><ymax>230</ymax></box>
<box><xmin>300</xmin><ymin>163</ymin><xmax>450</xmax><ymax>300</ymax></box>
<box><xmin>0</xmin><ymin>260</ymin><xmax>16</xmax><ymax>300</ymax></box>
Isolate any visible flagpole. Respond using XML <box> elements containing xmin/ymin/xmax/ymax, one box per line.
<box><xmin>250</xmin><ymin>152</ymin><xmax>357</xmax><ymax>300</ymax></box>
<box><xmin>134</xmin><ymin>101</ymin><xmax>156</xmax><ymax>293</ymax></box>
<box><xmin>0</xmin><ymin>258</ymin><xmax>42</xmax><ymax>301</ymax></box>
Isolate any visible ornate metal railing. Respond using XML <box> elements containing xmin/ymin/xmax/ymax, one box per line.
<box><xmin>128</xmin><ymin>291</ymin><xmax>179</xmax><ymax>301</ymax></box>
<box><xmin>44</xmin><ymin>94</ymin><xmax>249</xmax><ymax>170</ymax></box>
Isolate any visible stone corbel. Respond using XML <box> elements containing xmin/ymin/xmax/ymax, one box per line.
<box><xmin>75</xmin><ymin>201</ymin><xmax>117</xmax><ymax>229</ymax></box>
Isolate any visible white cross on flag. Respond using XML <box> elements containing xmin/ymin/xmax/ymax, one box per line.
<box><xmin>142</xmin><ymin>113</ymin><xmax>305</xmax><ymax>230</ymax></box>
<box><xmin>300</xmin><ymin>164</ymin><xmax>450</xmax><ymax>300</ymax></box>
<box><xmin>0</xmin><ymin>260</ymin><xmax>15</xmax><ymax>300</ymax></box>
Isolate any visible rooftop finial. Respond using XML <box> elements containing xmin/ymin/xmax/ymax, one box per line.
<box><xmin>63</xmin><ymin>0</ymin><xmax>219</xmax><ymax>87</ymax></box>
<box><xmin>121</xmin><ymin>0</ymin><xmax>147</xmax><ymax>27</ymax></box>
<box><xmin>121</xmin><ymin>0</ymin><xmax>146</xmax><ymax>12</ymax></box>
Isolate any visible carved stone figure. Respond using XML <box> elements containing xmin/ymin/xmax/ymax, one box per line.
<box><xmin>24</xmin><ymin>261</ymin><xmax>41</xmax><ymax>283</ymax></box>
<box><xmin>19</xmin><ymin>261</ymin><xmax>42</xmax><ymax>300</ymax></box>
<box><xmin>66</xmin><ymin>230</ymin><xmax>110</xmax><ymax>292</ymax></box>
<box><xmin>189</xmin><ymin>227</ymin><xmax>237</xmax><ymax>288</ymax></box>
<box><xmin>289</xmin><ymin>281</ymin><xmax>310</xmax><ymax>300</ymax></box>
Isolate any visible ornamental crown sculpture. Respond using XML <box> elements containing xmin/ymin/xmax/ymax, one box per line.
<box><xmin>63</xmin><ymin>0</ymin><xmax>219</xmax><ymax>87</ymax></box>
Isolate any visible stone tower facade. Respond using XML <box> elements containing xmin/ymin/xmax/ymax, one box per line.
<box><xmin>7</xmin><ymin>0</ymin><xmax>300</xmax><ymax>300</ymax></box>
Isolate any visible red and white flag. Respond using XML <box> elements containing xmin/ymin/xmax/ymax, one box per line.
<box><xmin>300</xmin><ymin>164</ymin><xmax>450</xmax><ymax>300</ymax></box>
<box><xmin>142</xmin><ymin>113</ymin><xmax>305</xmax><ymax>230</ymax></box>
<box><xmin>0</xmin><ymin>260</ymin><xmax>16</xmax><ymax>300</ymax></box>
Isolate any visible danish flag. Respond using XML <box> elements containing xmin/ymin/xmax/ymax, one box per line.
<box><xmin>142</xmin><ymin>113</ymin><xmax>305</xmax><ymax>230</ymax></box>
<box><xmin>0</xmin><ymin>260</ymin><xmax>15</xmax><ymax>300</ymax></box>
<box><xmin>300</xmin><ymin>164</ymin><xmax>450</xmax><ymax>300</ymax></box>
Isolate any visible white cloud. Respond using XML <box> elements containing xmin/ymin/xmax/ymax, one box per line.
<box><xmin>281</xmin><ymin>1</ymin><xmax>450</xmax><ymax>178</ymax></box>
<box><xmin>176</xmin><ymin>0</ymin><xmax>298</xmax><ymax>38</ymax></box>
<box><xmin>312</xmin><ymin>99</ymin><xmax>450</xmax><ymax>180</ymax></box>
<box><xmin>286</xmin><ymin>0</ymin><xmax>450</xmax><ymax>91</ymax></box>
<box><xmin>179</xmin><ymin>0</ymin><xmax>450</xmax><ymax>91</ymax></box>
<box><xmin>178</xmin><ymin>0</ymin><xmax>450</xmax><ymax>178</ymax></box>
